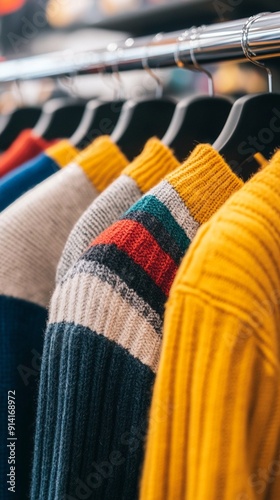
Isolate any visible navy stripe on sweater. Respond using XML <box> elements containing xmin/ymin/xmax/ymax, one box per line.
<box><xmin>31</xmin><ymin>322</ymin><xmax>154</xmax><ymax>500</ymax></box>
<box><xmin>83</xmin><ymin>244</ymin><xmax>167</xmax><ymax>317</ymax></box>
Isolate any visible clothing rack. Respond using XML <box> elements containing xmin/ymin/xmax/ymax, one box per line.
<box><xmin>0</xmin><ymin>11</ymin><xmax>280</xmax><ymax>83</ymax></box>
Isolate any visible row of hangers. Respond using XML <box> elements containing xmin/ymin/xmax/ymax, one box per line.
<box><xmin>1</xmin><ymin>13</ymin><xmax>280</xmax><ymax>182</ymax></box>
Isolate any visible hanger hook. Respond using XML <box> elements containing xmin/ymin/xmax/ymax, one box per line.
<box><xmin>175</xmin><ymin>26</ymin><xmax>214</xmax><ymax>97</ymax></box>
<box><xmin>142</xmin><ymin>33</ymin><xmax>164</xmax><ymax>99</ymax></box>
<box><xmin>241</xmin><ymin>12</ymin><xmax>273</xmax><ymax>93</ymax></box>
<box><xmin>106</xmin><ymin>42</ymin><xmax>125</xmax><ymax>100</ymax></box>
<box><xmin>174</xmin><ymin>29</ymin><xmax>189</xmax><ymax>69</ymax></box>
<box><xmin>12</xmin><ymin>79</ymin><xmax>24</xmax><ymax>106</ymax></box>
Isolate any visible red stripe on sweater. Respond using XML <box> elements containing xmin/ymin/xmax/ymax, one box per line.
<box><xmin>91</xmin><ymin>219</ymin><xmax>178</xmax><ymax>296</ymax></box>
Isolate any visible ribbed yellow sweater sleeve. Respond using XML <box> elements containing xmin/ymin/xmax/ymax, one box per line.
<box><xmin>140</xmin><ymin>150</ymin><xmax>280</xmax><ymax>500</ymax></box>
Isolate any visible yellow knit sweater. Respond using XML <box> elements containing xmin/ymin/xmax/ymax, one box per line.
<box><xmin>140</xmin><ymin>150</ymin><xmax>280</xmax><ymax>500</ymax></box>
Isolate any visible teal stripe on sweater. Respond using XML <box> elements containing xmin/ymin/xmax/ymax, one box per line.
<box><xmin>124</xmin><ymin>194</ymin><xmax>190</xmax><ymax>252</ymax></box>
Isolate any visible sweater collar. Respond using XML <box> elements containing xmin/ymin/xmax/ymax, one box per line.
<box><xmin>165</xmin><ymin>144</ymin><xmax>244</xmax><ymax>225</ymax></box>
<box><xmin>46</xmin><ymin>139</ymin><xmax>78</xmax><ymax>167</ymax></box>
<box><xmin>122</xmin><ymin>138</ymin><xmax>179</xmax><ymax>193</ymax></box>
<box><xmin>73</xmin><ymin>136</ymin><xmax>128</xmax><ymax>192</ymax></box>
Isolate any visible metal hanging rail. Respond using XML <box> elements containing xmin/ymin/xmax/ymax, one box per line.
<box><xmin>0</xmin><ymin>11</ymin><xmax>280</xmax><ymax>82</ymax></box>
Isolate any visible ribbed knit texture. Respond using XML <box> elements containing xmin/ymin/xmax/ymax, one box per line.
<box><xmin>0</xmin><ymin>139</ymin><xmax>78</xmax><ymax>211</ymax></box>
<box><xmin>31</xmin><ymin>144</ymin><xmax>243</xmax><ymax>500</ymax></box>
<box><xmin>57</xmin><ymin>138</ymin><xmax>179</xmax><ymax>282</ymax></box>
<box><xmin>0</xmin><ymin>129</ymin><xmax>55</xmax><ymax>178</ymax></box>
<box><xmin>0</xmin><ymin>136</ymin><xmax>127</xmax><ymax>500</ymax></box>
<box><xmin>76</xmin><ymin>135</ymin><xmax>128</xmax><ymax>192</ymax></box>
<box><xmin>140</xmin><ymin>149</ymin><xmax>280</xmax><ymax>500</ymax></box>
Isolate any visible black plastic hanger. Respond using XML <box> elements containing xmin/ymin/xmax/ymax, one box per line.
<box><xmin>213</xmin><ymin>13</ymin><xmax>280</xmax><ymax>181</ymax></box>
<box><xmin>71</xmin><ymin>99</ymin><xmax>125</xmax><ymax>149</ymax></box>
<box><xmin>162</xmin><ymin>26</ymin><xmax>233</xmax><ymax>162</ymax></box>
<box><xmin>111</xmin><ymin>97</ymin><xmax>176</xmax><ymax>161</ymax></box>
<box><xmin>162</xmin><ymin>95</ymin><xmax>233</xmax><ymax>162</ymax></box>
<box><xmin>213</xmin><ymin>93</ymin><xmax>280</xmax><ymax>180</ymax></box>
<box><xmin>0</xmin><ymin>106</ymin><xmax>41</xmax><ymax>151</ymax></box>
<box><xmin>32</xmin><ymin>97</ymin><xmax>86</xmax><ymax>140</ymax></box>
<box><xmin>109</xmin><ymin>36</ymin><xmax>176</xmax><ymax>160</ymax></box>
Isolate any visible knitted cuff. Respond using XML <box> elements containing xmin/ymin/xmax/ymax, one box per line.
<box><xmin>75</xmin><ymin>136</ymin><xmax>129</xmax><ymax>192</ymax></box>
<box><xmin>123</xmin><ymin>138</ymin><xmax>179</xmax><ymax>193</ymax></box>
<box><xmin>166</xmin><ymin>144</ymin><xmax>244</xmax><ymax>224</ymax></box>
<box><xmin>46</xmin><ymin>140</ymin><xmax>79</xmax><ymax>167</ymax></box>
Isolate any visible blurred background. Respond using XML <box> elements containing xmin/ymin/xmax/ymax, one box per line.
<box><xmin>0</xmin><ymin>0</ymin><xmax>280</xmax><ymax>113</ymax></box>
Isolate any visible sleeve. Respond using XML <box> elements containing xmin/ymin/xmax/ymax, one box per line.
<box><xmin>140</xmin><ymin>289</ymin><xmax>280</xmax><ymax>500</ymax></box>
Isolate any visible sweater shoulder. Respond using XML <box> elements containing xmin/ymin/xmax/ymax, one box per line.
<box><xmin>171</xmin><ymin>163</ymin><xmax>280</xmax><ymax>369</ymax></box>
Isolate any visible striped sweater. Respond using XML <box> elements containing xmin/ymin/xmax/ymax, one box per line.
<box><xmin>140</xmin><ymin>149</ymin><xmax>280</xmax><ymax>500</ymax></box>
<box><xmin>0</xmin><ymin>129</ymin><xmax>55</xmax><ymax>178</ymax></box>
<box><xmin>31</xmin><ymin>144</ymin><xmax>243</xmax><ymax>500</ymax></box>
<box><xmin>0</xmin><ymin>136</ymin><xmax>128</xmax><ymax>500</ymax></box>
<box><xmin>0</xmin><ymin>139</ymin><xmax>77</xmax><ymax>211</ymax></box>
<box><xmin>57</xmin><ymin>138</ymin><xmax>179</xmax><ymax>282</ymax></box>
